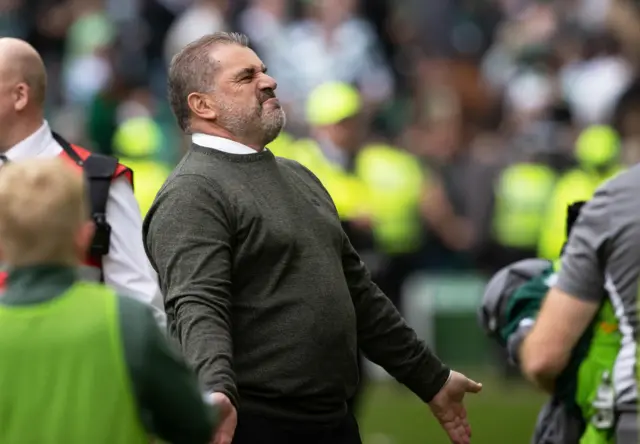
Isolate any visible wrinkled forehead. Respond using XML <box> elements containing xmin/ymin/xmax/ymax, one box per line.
<box><xmin>209</xmin><ymin>44</ymin><xmax>264</xmax><ymax>79</ymax></box>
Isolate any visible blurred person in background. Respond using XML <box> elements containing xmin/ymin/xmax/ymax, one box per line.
<box><xmin>113</xmin><ymin>115</ymin><xmax>172</xmax><ymax>217</ymax></box>
<box><xmin>538</xmin><ymin>125</ymin><xmax>623</xmax><ymax>261</ymax></box>
<box><xmin>561</xmin><ymin>31</ymin><xmax>633</xmax><ymax>127</ymax></box>
<box><xmin>86</xmin><ymin>67</ymin><xmax>138</xmax><ymax>156</ymax></box>
<box><xmin>269</xmin><ymin>0</ymin><xmax>394</xmax><ymax>133</ymax></box>
<box><xmin>0</xmin><ymin>37</ymin><xmax>166</xmax><ymax>326</ymax></box>
<box><xmin>489</xmin><ymin>148</ymin><xmax>557</xmax><ymax>271</ymax></box>
<box><xmin>409</xmin><ymin>102</ymin><xmax>476</xmax><ymax>272</ymax></box>
<box><xmin>0</xmin><ymin>158</ymin><xmax>217</xmax><ymax>444</ymax></box>
<box><xmin>61</xmin><ymin>0</ymin><xmax>116</xmax><ymax>107</ymax></box>
<box><xmin>298</xmin><ymin>82</ymin><xmax>425</xmax><ymax>313</ymax></box>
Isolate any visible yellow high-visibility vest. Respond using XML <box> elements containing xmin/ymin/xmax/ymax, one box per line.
<box><xmin>266</xmin><ymin>132</ymin><xmax>295</xmax><ymax>159</ymax></box>
<box><xmin>538</xmin><ymin>166</ymin><xmax>622</xmax><ymax>260</ymax></box>
<box><xmin>492</xmin><ymin>163</ymin><xmax>557</xmax><ymax>250</ymax></box>
<box><xmin>290</xmin><ymin>139</ymin><xmax>425</xmax><ymax>254</ymax></box>
<box><xmin>119</xmin><ymin>158</ymin><xmax>171</xmax><ymax>217</ymax></box>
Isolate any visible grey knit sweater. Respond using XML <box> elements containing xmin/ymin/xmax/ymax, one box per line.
<box><xmin>143</xmin><ymin>143</ymin><xmax>450</xmax><ymax>423</ymax></box>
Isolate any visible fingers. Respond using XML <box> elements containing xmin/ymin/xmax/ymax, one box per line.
<box><xmin>465</xmin><ymin>378</ymin><xmax>483</xmax><ymax>393</ymax></box>
<box><xmin>443</xmin><ymin>409</ymin><xmax>471</xmax><ymax>444</ymax></box>
<box><xmin>447</xmin><ymin>423</ymin><xmax>471</xmax><ymax>444</ymax></box>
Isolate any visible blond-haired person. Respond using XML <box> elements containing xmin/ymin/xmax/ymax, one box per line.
<box><xmin>0</xmin><ymin>158</ymin><xmax>219</xmax><ymax>444</ymax></box>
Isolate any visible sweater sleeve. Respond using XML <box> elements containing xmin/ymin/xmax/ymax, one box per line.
<box><xmin>118</xmin><ymin>295</ymin><xmax>216</xmax><ymax>444</ymax></box>
<box><xmin>143</xmin><ymin>173</ymin><xmax>238</xmax><ymax>408</ymax></box>
<box><xmin>341</xmin><ymin>228</ymin><xmax>450</xmax><ymax>403</ymax></box>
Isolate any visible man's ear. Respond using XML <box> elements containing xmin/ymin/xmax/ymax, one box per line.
<box><xmin>13</xmin><ymin>83</ymin><xmax>29</xmax><ymax>112</ymax></box>
<box><xmin>187</xmin><ymin>92</ymin><xmax>217</xmax><ymax>121</ymax></box>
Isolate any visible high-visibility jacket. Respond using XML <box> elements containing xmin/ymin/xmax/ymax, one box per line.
<box><xmin>291</xmin><ymin>139</ymin><xmax>425</xmax><ymax>255</ymax></box>
<box><xmin>537</xmin><ymin>167</ymin><xmax>622</xmax><ymax>260</ymax></box>
<box><xmin>492</xmin><ymin>162</ymin><xmax>557</xmax><ymax>250</ymax></box>
<box><xmin>0</xmin><ymin>281</ymin><xmax>148</xmax><ymax>443</ymax></box>
<box><xmin>118</xmin><ymin>158</ymin><xmax>171</xmax><ymax>217</ymax></box>
<box><xmin>266</xmin><ymin>132</ymin><xmax>296</xmax><ymax>159</ymax></box>
<box><xmin>0</xmin><ymin>134</ymin><xmax>132</xmax><ymax>289</ymax></box>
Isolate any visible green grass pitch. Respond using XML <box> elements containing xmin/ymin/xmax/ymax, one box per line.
<box><xmin>358</xmin><ymin>373</ymin><xmax>547</xmax><ymax>444</ymax></box>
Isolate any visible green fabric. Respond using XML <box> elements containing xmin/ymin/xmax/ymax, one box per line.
<box><xmin>86</xmin><ymin>93</ymin><xmax>118</xmax><ymax>156</ymax></box>
<box><xmin>501</xmin><ymin>265</ymin><xmax>619</xmax><ymax>444</ymax></box>
<box><xmin>65</xmin><ymin>12</ymin><xmax>115</xmax><ymax>60</ymax></box>
<box><xmin>0</xmin><ymin>278</ymin><xmax>147</xmax><ymax>443</ymax></box>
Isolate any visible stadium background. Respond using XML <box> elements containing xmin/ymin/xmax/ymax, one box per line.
<box><xmin>3</xmin><ymin>0</ymin><xmax>638</xmax><ymax>441</ymax></box>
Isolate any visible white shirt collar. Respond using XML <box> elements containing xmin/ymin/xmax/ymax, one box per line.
<box><xmin>5</xmin><ymin>121</ymin><xmax>53</xmax><ymax>161</ymax></box>
<box><xmin>191</xmin><ymin>133</ymin><xmax>258</xmax><ymax>155</ymax></box>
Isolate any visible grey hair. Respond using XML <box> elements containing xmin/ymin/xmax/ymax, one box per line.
<box><xmin>167</xmin><ymin>32</ymin><xmax>250</xmax><ymax>133</ymax></box>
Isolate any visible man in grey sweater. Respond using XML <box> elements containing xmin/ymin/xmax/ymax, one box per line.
<box><xmin>144</xmin><ymin>32</ymin><xmax>482</xmax><ymax>444</ymax></box>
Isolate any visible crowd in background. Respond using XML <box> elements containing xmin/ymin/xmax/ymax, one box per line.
<box><xmin>4</xmin><ymin>0</ymin><xmax>640</xmax><ymax>287</ymax></box>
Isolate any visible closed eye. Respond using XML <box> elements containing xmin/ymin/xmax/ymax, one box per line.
<box><xmin>234</xmin><ymin>65</ymin><xmax>268</xmax><ymax>82</ymax></box>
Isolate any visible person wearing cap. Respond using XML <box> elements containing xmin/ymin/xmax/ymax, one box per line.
<box><xmin>145</xmin><ymin>32</ymin><xmax>482</xmax><ymax>444</ymax></box>
<box><xmin>479</xmin><ymin>202</ymin><xmax>620</xmax><ymax>444</ymax></box>
<box><xmin>295</xmin><ymin>81</ymin><xmax>425</xmax><ymax>310</ymax></box>
<box><xmin>0</xmin><ymin>157</ymin><xmax>219</xmax><ymax>444</ymax></box>
<box><xmin>291</xmin><ymin>81</ymin><xmax>426</xmax><ymax>411</ymax></box>
<box><xmin>489</xmin><ymin>152</ymin><xmax>558</xmax><ymax>272</ymax></box>
<box><xmin>537</xmin><ymin>125</ymin><xmax>623</xmax><ymax>261</ymax></box>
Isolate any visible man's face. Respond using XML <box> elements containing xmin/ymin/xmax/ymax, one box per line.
<box><xmin>208</xmin><ymin>44</ymin><xmax>285</xmax><ymax>147</ymax></box>
<box><xmin>323</xmin><ymin>116</ymin><xmax>364</xmax><ymax>153</ymax></box>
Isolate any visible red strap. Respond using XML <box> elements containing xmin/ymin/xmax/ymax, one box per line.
<box><xmin>58</xmin><ymin>144</ymin><xmax>133</xmax><ymax>186</ymax></box>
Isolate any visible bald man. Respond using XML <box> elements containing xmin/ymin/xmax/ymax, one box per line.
<box><xmin>0</xmin><ymin>38</ymin><xmax>166</xmax><ymax>327</ymax></box>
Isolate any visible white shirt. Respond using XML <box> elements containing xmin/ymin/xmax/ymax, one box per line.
<box><xmin>5</xmin><ymin>122</ymin><xmax>167</xmax><ymax>328</ymax></box>
<box><xmin>191</xmin><ymin>133</ymin><xmax>257</xmax><ymax>154</ymax></box>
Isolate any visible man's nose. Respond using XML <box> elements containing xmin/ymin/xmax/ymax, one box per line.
<box><xmin>258</xmin><ymin>73</ymin><xmax>277</xmax><ymax>91</ymax></box>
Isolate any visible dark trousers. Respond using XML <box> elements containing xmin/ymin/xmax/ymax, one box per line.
<box><xmin>616</xmin><ymin>412</ymin><xmax>638</xmax><ymax>444</ymax></box>
<box><xmin>232</xmin><ymin>411</ymin><xmax>362</xmax><ymax>444</ymax></box>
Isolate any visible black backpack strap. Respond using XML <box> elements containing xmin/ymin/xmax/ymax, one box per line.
<box><xmin>52</xmin><ymin>132</ymin><xmax>83</xmax><ymax>165</ymax></box>
<box><xmin>53</xmin><ymin>132</ymin><xmax>118</xmax><ymax>265</ymax></box>
<box><xmin>83</xmin><ymin>153</ymin><xmax>118</xmax><ymax>259</ymax></box>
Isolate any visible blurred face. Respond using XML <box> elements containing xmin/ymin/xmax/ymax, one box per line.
<box><xmin>323</xmin><ymin>116</ymin><xmax>364</xmax><ymax>153</ymax></box>
<box><xmin>194</xmin><ymin>44</ymin><xmax>285</xmax><ymax>147</ymax></box>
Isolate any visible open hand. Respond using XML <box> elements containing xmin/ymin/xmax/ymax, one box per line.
<box><xmin>428</xmin><ymin>371</ymin><xmax>482</xmax><ymax>444</ymax></box>
<box><xmin>211</xmin><ymin>393</ymin><xmax>237</xmax><ymax>444</ymax></box>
